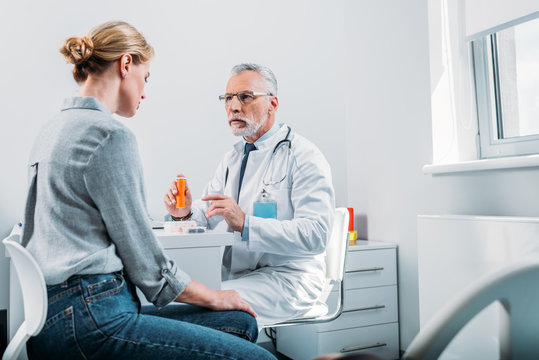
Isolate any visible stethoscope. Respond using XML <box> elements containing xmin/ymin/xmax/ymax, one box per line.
<box><xmin>262</xmin><ymin>126</ymin><xmax>292</xmax><ymax>186</ymax></box>
<box><xmin>224</xmin><ymin>126</ymin><xmax>292</xmax><ymax>189</ymax></box>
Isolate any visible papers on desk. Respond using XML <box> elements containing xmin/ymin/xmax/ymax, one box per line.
<box><xmin>163</xmin><ymin>221</ymin><xmax>206</xmax><ymax>234</ymax></box>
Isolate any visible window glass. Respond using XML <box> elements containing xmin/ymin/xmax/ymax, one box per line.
<box><xmin>496</xmin><ymin>19</ymin><xmax>539</xmax><ymax>139</ymax></box>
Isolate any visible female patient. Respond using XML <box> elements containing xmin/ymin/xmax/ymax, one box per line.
<box><xmin>21</xmin><ymin>20</ymin><xmax>275</xmax><ymax>360</ymax></box>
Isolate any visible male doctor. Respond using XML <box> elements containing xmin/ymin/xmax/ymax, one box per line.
<box><xmin>164</xmin><ymin>63</ymin><xmax>335</xmax><ymax>326</ymax></box>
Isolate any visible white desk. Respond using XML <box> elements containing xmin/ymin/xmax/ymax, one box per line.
<box><xmin>152</xmin><ymin>229</ymin><xmax>232</xmax><ymax>291</ymax></box>
<box><xmin>136</xmin><ymin>230</ymin><xmax>233</xmax><ymax>305</ymax></box>
<box><xmin>7</xmin><ymin>226</ymin><xmax>232</xmax><ymax>358</ymax></box>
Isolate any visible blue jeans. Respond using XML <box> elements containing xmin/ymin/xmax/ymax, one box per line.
<box><xmin>27</xmin><ymin>272</ymin><xmax>276</xmax><ymax>360</ymax></box>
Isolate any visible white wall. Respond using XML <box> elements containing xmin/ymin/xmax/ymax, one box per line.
<box><xmin>0</xmin><ymin>0</ymin><xmax>348</xmax><ymax>311</ymax></box>
<box><xmin>344</xmin><ymin>0</ymin><xmax>433</xmax><ymax>349</ymax></box>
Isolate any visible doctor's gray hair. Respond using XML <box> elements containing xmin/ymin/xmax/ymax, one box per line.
<box><xmin>231</xmin><ymin>63</ymin><xmax>278</xmax><ymax>95</ymax></box>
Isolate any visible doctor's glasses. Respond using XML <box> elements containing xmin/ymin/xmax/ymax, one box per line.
<box><xmin>219</xmin><ymin>91</ymin><xmax>273</xmax><ymax>105</ymax></box>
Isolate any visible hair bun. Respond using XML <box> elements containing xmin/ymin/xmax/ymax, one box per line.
<box><xmin>60</xmin><ymin>36</ymin><xmax>94</xmax><ymax>65</ymax></box>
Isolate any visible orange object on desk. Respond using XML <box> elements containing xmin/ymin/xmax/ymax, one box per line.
<box><xmin>347</xmin><ymin>208</ymin><xmax>354</xmax><ymax>231</ymax></box>
<box><xmin>347</xmin><ymin>207</ymin><xmax>357</xmax><ymax>245</ymax></box>
<box><xmin>176</xmin><ymin>177</ymin><xmax>186</xmax><ymax>208</ymax></box>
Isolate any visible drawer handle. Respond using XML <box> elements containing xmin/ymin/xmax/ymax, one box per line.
<box><xmin>341</xmin><ymin>342</ymin><xmax>387</xmax><ymax>353</ymax></box>
<box><xmin>343</xmin><ymin>304</ymin><xmax>385</xmax><ymax>313</ymax></box>
<box><xmin>348</xmin><ymin>267</ymin><xmax>384</xmax><ymax>273</ymax></box>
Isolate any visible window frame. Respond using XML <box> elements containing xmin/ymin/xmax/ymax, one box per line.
<box><xmin>472</xmin><ymin>32</ymin><xmax>539</xmax><ymax>159</ymax></box>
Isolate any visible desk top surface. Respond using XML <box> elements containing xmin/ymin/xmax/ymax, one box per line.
<box><xmin>153</xmin><ymin>229</ymin><xmax>234</xmax><ymax>248</ymax></box>
<box><xmin>10</xmin><ymin>224</ymin><xmax>233</xmax><ymax>250</ymax></box>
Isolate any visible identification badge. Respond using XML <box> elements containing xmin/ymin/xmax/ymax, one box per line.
<box><xmin>253</xmin><ymin>189</ymin><xmax>277</xmax><ymax>219</ymax></box>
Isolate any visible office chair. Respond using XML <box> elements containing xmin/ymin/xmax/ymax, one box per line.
<box><xmin>2</xmin><ymin>234</ymin><xmax>47</xmax><ymax>360</ymax></box>
<box><xmin>267</xmin><ymin>207</ymin><xmax>350</xmax><ymax>327</ymax></box>
<box><xmin>403</xmin><ymin>259</ymin><xmax>539</xmax><ymax>360</ymax></box>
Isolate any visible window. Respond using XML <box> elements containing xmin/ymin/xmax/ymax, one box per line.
<box><xmin>472</xmin><ymin>16</ymin><xmax>539</xmax><ymax>158</ymax></box>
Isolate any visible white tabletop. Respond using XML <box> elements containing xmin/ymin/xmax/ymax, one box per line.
<box><xmin>153</xmin><ymin>229</ymin><xmax>234</xmax><ymax>249</ymax></box>
<box><xmin>9</xmin><ymin>224</ymin><xmax>233</xmax><ymax>249</ymax></box>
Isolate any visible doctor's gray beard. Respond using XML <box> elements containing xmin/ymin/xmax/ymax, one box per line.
<box><xmin>229</xmin><ymin>114</ymin><xmax>268</xmax><ymax>137</ymax></box>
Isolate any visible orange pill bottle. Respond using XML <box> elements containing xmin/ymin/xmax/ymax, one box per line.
<box><xmin>176</xmin><ymin>177</ymin><xmax>186</xmax><ymax>208</ymax></box>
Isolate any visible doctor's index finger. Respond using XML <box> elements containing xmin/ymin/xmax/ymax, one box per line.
<box><xmin>201</xmin><ymin>194</ymin><xmax>228</xmax><ymax>201</ymax></box>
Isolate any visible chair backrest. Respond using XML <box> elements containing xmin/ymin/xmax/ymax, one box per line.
<box><xmin>265</xmin><ymin>207</ymin><xmax>350</xmax><ymax>327</ymax></box>
<box><xmin>3</xmin><ymin>233</ymin><xmax>47</xmax><ymax>360</ymax></box>
<box><xmin>325</xmin><ymin>207</ymin><xmax>349</xmax><ymax>283</ymax></box>
<box><xmin>403</xmin><ymin>260</ymin><xmax>539</xmax><ymax>360</ymax></box>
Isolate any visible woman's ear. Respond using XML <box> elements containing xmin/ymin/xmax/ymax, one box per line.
<box><xmin>120</xmin><ymin>54</ymin><xmax>132</xmax><ymax>79</ymax></box>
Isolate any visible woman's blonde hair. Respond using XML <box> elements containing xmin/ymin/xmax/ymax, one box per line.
<box><xmin>60</xmin><ymin>21</ymin><xmax>154</xmax><ymax>82</ymax></box>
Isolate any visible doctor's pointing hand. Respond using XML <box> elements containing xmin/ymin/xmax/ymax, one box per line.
<box><xmin>202</xmin><ymin>194</ymin><xmax>245</xmax><ymax>233</ymax></box>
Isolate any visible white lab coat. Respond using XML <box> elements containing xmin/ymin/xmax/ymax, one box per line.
<box><xmin>191</xmin><ymin>123</ymin><xmax>335</xmax><ymax>326</ymax></box>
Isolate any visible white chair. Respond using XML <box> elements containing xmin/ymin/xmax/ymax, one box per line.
<box><xmin>403</xmin><ymin>259</ymin><xmax>539</xmax><ymax>360</ymax></box>
<box><xmin>2</xmin><ymin>234</ymin><xmax>47</xmax><ymax>360</ymax></box>
<box><xmin>268</xmin><ymin>207</ymin><xmax>350</xmax><ymax>327</ymax></box>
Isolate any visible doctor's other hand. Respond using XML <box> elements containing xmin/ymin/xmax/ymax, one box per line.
<box><xmin>163</xmin><ymin>174</ymin><xmax>193</xmax><ymax>218</ymax></box>
<box><xmin>202</xmin><ymin>194</ymin><xmax>245</xmax><ymax>233</ymax></box>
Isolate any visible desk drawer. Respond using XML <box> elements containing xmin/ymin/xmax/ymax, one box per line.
<box><xmin>345</xmin><ymin>248</ymin><xmax>396</xmax><ymax>288</ymax></box>
<box><xmin>317</xmin><ymin>322</ymin><xmax>399</xmax><ymax>360</ymax></box>
<box><xmin>316</xmin><ymin>285</ymin><xmax>398</xmax><ymax>332</ymax></box>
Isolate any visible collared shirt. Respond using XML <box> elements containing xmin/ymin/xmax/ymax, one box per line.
<box><xmin>22</xmin><ymin>96</ymin><xmax>190</xmax><ymax>308</ymax></box>
<box><xmin>252</xmin><ymin>122</ymin><xmax>280</xmax><ymax>143</ymax></box>
<box><xmin>241</xmin><ymin>122</ymin><xmax>282</xmax><ymax>241</ymax></box>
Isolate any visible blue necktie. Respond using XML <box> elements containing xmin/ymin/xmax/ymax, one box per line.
<box><xmin>238</xmin><ymin>142</ymin><xmax>256</xmax><ymax>197</ymax></box>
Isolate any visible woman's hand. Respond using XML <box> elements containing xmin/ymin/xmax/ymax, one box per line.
<box><xmin>163</xmin><ymin>173</ymin><xmax>193</xmax><ymax>218</ymax></box>
<box><xmin>207</xmin><ymin>289</ymin><xmax>257</xmax><ymax>317</ymax></box>
<box><xmin>176</xmin><ymin>280</ymin><xmax>257</xmax><ymax>318</ymax></box>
